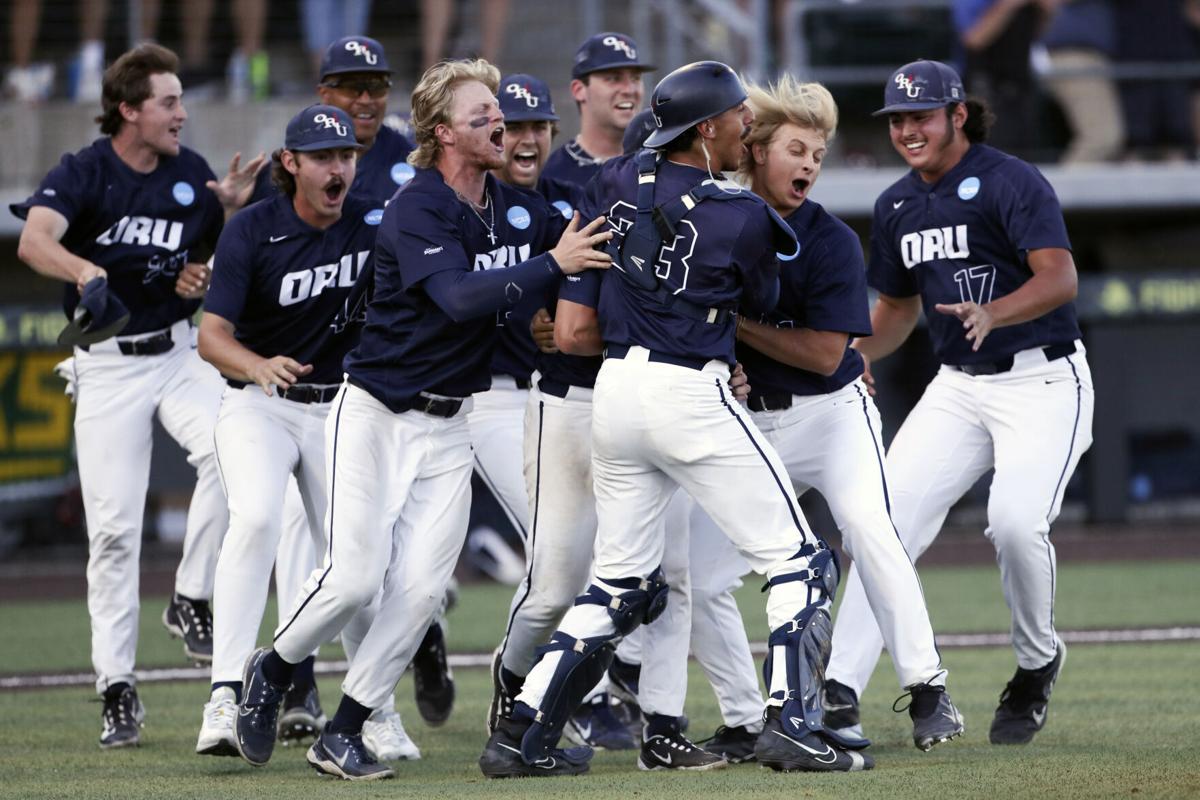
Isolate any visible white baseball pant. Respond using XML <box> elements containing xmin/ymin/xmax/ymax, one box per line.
<box><xmin>72</xmin><ymin>318</ymin><xmax>226</xmax><ymax>694</ymax></box>
<box><xmin>828</xmin><ymin>344</ymin><xmax>1094</xmax><ymax>695</ymax></box>
<box><xmin>273</xmin><ymin>382</ymin><xmax>473</xmax><ymax>710</ymax></box>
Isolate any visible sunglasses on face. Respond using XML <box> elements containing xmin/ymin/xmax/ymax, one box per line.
<box><xmin>322</xmin><ymin>77</ymin><xmax>392</xmax><ymax>98</ymax></box>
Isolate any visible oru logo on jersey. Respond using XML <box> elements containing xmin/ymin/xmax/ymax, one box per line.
<box><xmin>278</xmin><ymin>250</ymin><xmax>371</xmax><ymax>306</ymax></box>
<box><xmin>95</xmin><ymin>216</ymin><xmax>183</xmax><ymax>251</ymax></box>
<box><xmin>899</xmin><ymin>225</ymin><xmax>969</xmax><ymax>269</ymax></box>
<box><xmin>474</xmin><ymin>243</ymin><xmax>532</xmax><ymax>271</ymax></box>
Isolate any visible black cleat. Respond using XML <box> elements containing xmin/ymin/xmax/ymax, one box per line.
<box><xmin>990</xmin><ymin>638</ymin><xmax>1066</xmax><ymax>745</ymax></box>
<box><xmin>412</xmin><ymin>622</ymin><xmax>454</xmax><ymax>726</ymax></box>
<box><xmin>162</xmin><ymin>593</ymin><xmax>213</xmax><ymax>664</ymax></box>
<box><xmin>479</xmin><ymin>718</ymin><xmax>592</xmax><ymax>779</ymax></box>
<box><xmin>698</xmin><ymin>724</ymin><xmax>759</xmax><ymax>764</ymax></box>
<box><xmin>306</xmin><ymin>725</ymin><xmax>394</xmax><ymax>781</ymax></box>
<box><xmin>639</xmin><ymin>723</ymin><xmax>727</xmax><ymax>772</ymax></box>
<box><xmin>278</xmin><ymin>682</ymin><xmax>326</xmax><ymax>745</ymax></box>
<box><xmin>897</xmin><ymin>682</ymin><xmax>964</xmax><ymax>751</ymax></box>
<box><xmin>755</xmin><ymin>706</ymin><xmax>873</xmax><ymax>772</ymax></box>
<box><xmin>234</xmin><ymin>648</ymin><xmax>288</xmax><ymax>766</ymax></box>
<box><xmin>563</xmin><ymin>693</ymin><xmax>637</xmax><ymax>750</ymax></box>
<box><xmin>823</xmin><ymin>679</ymin><xmax>865</xmax><ymax>740</ymax></box>
<box><xmin>99</xmin><ymin>683</ymin><xmax>144</xmax><ymax>749</ymax></box>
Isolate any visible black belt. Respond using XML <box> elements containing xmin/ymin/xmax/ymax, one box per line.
<box><xmin>951</xmin><ymin>342</ymin><xmax>1077</xmax><ymax>377</ymax></box>
<box><xmin>604</xmin><ymin>343</ymin><xmax>711</xmax><ymax>372</ymax></box>
<box><xmin>499</xmin><ymin>375</ymin><xmax>532</xmax><ymax>390</ymax></box>
<box><xmin>226</xmin><ymin>380</ymin><xmax>340</xmax><ymax>404</ymax></box>
<box><xmin>400</xmin><ymin>392</ymin><xmax>465</xmax><ymax>418</ymax></box>
<box><xmin>81</xmin><ymin>329</ymin><xmax>174</xmax><ymax>355</ymax></box>
<box><xmin>537</xmin><ymin>376</ymin><xmax>594</xmax><ymax>398</ymax></box>
<box><xmin>748</xmin><ymin>392</ymin><xmax>793</xmax><ymax>412</ymax></box>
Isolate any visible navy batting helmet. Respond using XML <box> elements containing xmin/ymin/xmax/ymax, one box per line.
<box><xmin>643</xmin><ymin>61</ymin><xmax>747</xmax><ymax>149</ymax></box>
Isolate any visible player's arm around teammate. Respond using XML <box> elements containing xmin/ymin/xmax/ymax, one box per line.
<box><xmin>229</xmin><ymin>60</ymin><xmax>610</xmax><ymax>782</ymax></box>
<box><xmin>825</xmin><ymin>60</ymin><xmax>1093</xmax><ymax>749</ymax></box>
<box><xmin>192</xmin><ymin>105</ymin><xmax>378</xmax><ymax>760</ymax></box>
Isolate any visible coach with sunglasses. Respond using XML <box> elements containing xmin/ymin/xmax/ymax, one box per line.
<box><xmin>246</xmin><ymin>35</ymin><xmax>415</xmax><ymax>207</ymax></box>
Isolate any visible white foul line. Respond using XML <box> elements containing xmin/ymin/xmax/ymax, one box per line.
<box><xmin>3</xmin><ymin>626</ymin><xmax>1198</xmax><ymax>691</ymax></box>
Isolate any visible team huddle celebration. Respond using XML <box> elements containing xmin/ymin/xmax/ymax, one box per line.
<box><xmin>12</xmin><ymin>24</ymin><xmax>1093</xmax><ymax>783</ymax></box>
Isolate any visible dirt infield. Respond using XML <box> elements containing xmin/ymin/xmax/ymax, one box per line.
<box><xmin>3</xmin><ymin>521</ymin><xmax>1197</xmax><ymax>603</ymax></box>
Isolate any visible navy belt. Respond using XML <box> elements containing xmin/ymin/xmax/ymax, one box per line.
<box><xmin>748</xmin><ymin>392</ymin><xmax>793</xmax><ymax>412</ymax></box>
<box><xmin>537</xmin><ymin>376</ymin><xmax>571</xmax><ymax>398</ymax></box>
<box><xmin>951</xmin><ymin>341</ymin><xmax>1077</xmax><ymax>377</ymax></box>
<box><xmin>400</xmin><ymin>392</ymin><xmax>465</xmax><ymax>418</ymax></box>
<box><xmin>81</xmin><ymin>329</ymin><xmax>174</xmax><ymax>355</ymax></box>
<box><xmin>604</xmin><ymin>343</ymin><xmax>711</xmax><ymax>372</ymax></box>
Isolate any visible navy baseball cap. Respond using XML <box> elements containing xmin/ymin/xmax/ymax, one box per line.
<box><xmin>873</xmin><ymin>59</ymin><xmax>965</xmax><ymax>116</ymax></box>
<box><xmin>58</xmin><ymin>277</ymin><xmax>130</xmax><ymax>346</ymax></box>
<box><xmin>319</xmin><ymin>36</ymin><xmax>391</xmax><ymax>79</ymax></box>
<box><xmin>499</xmin><ymin>73</ymin><xmax>559</xmax><ymax>122</ymax></box>
<box><xmin>622</xmin><ymin>107</ymin><xmax>656</xmax><ymax>154</ymax></box>
<box><xmin>571</xmin><ymin>32</ymin><xmax>655</xmax><ymax>79</ymax></box>
<box><xmin>285</xmin><ymin>104</ymin><xmax>362</xmax><ymax>151</ymax></box>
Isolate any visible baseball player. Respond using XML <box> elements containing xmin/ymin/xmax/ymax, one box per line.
<box><xmin>679</xmin><ymin>75</ymin><xmax>963</xmax><ymax>756</ymax></box>
<box><xmin>541</xmin><ymin>32</ymin><xmax>653</xmax><ymax>188</ymax></box>
<box><xmin>11</xmin><ymin>43</ymin><xmax>236</xmax><ymax>748</ymax></box>
<box><xmin>235</xmin><ymin>35</ymin><xmax>442</xmax><ymax>750</ymax></box>
<box><xmin>486</xmin><ymin>75</ymin><xmax>650</xmax><ymax>754</ymax></box>
<box><xmin>192</xmin><ymin>104</ymin><xmax>379</xmax><ymax>758</ymax></box>
<box><xmin>479</xmin><ymin>61</ymin><xmax>872</xmax><ymax>778</ymax></box>
<box><xmin>230</xmin><ymin>59</ymin><xmax>611</xmax><ymax>781</ymax></box>
<box><xmin>824</xmin><ymin>60</ymin><xmax>1093</xmax><ymax>747</ymax></box>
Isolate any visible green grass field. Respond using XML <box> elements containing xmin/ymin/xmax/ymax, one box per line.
<box><xmin>2</xmin><ymin>560</ymin><xmax>1199</xmax><ymax>799</ymax></box>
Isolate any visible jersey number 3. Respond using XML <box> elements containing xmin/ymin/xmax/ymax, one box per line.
<box><xmin>953</xmin><ymin>264</ymin><xmax>996</xmax><ymax>304</ymax></box>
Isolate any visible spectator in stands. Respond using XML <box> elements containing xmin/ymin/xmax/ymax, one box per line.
<box><xmin>301</xmin><ymin>0</ymin><xmax>374</xmax><ymax>77</ymax></box>
<box><xmin>1041</xmin><ymin>0</ymin><xmax>1124</xmax><ymax>165</ymax></box>
<box><xmin>3</xmin><ymin>0</ymin><xmax>129</xmax><ymax>104</ymax></box>
<box><xmin>954</xmin><ymin>0</ymin><xmax>1057</xmax><ymax>159</ymax></box>
<box><xmin>421</xmin><ymin>0</ymin><xmax>510</xmax><ymax>69</ymax></box>
<box><xmin>1114</xmin><ymin>0</ymin><xmax>1197</xmax><ymax>161</ymax></box>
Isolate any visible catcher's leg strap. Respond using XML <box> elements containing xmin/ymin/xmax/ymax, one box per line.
<box><xmin>574</xmin><ymin>568</ymin><xmax>670</xmax><ymax>636</ymax></box>
<box><xmin>517</xmin><ymin>632</ymin><xmax>615</xmax><ymax>763</ymax></box>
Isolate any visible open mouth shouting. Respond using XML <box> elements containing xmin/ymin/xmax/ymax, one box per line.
<box><xmin>490</xmin><ymin>124</ymin><xmax>505</xmax><ymax>152</ymax></box>
<box><xmin>322</xmin><ymin>177</ymin><xmax>346</xmax><ymax>205</ymax></box>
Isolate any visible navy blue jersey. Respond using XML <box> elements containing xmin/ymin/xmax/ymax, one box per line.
<box><xmin>541</xmin><ymin>139</ymin><xmax>605</xmax><ymax>189</ymax></box>
<box><xmin>740</xmin><ymin>200</ymin><xmax>872</xmax><ymax>398</ymax></box>
<box><xmin>528</xmin><ymin>176</ymin><xmax>602</xmax><ymax>388</ymax></box>
<box><xmin>248</xmin><ymin>124</ymin><xmax>415</xmax><ymax>207</ymax></box>
<box><xmin>491</xmin><ymin>181</ymin><xmax>570</xmax><ymax>382</ymax></box>
<box><xmin>11</xmin><ymin>138</ymin><xmax>223</xmax><ymax>334</ymax></box>
<box><xmin>563</xmin><ymin>156</ymin><xmax>782</xmax><ymax>365</ymax></box>
<box><xmin>346</xmin><ymin>168</ymin><xmax>564</xmax><ymax>411</ymax></box>
<box><xmin>204</xmin><ymin>193</ymin><xmax>382</xmax><ymax>384</ymax></box>
<box><xmin>869</xmin><ymin>144</ymin><xmax>1080</xmax><ymax>365</ymax></box>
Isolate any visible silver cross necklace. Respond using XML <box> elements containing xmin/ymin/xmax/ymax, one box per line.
<box><xmin>460</xmin><ymin>189</ymin><xmax>496</xmax><ymax>245</ymax></box>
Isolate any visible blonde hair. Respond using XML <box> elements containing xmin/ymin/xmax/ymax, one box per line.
<box><xmin>408</xmin><ymin>59</ymin><xmax>501</xmax><ymax>169</ymax></box>
<box><xmin>739</xmin><ymin>75</ymin><xmax>838</xmax><ymax>176</ymax></box>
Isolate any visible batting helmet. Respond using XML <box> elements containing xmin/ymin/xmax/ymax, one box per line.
<box><xmin>643</xmin><ymin>60</ymin><xmax>747</xmax><ymax>149</ymax></box>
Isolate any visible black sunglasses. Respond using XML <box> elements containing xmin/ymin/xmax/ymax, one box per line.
<box><xmin>322</xmin><ymin>77</ymin><xmax>392</xmax><ymax>98</ymax></box>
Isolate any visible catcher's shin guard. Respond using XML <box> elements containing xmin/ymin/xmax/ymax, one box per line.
<box><xmin>763</xmin><ymin>545</ymin><xmax>870</xmax><ymax>751</ymax></box>
<box><xmin>518</xmin><ymin>632</ymin><xmax>615</xmax><ymax>764</ymax></box>
<box><xmin>575</xmin><ymin>569</ymin><xmax>669</xmax><ymax>636</ymax></box>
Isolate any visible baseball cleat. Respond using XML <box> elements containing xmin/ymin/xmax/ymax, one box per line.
<box><xmin>196</xmin><ymin>686</ymin><xmax>239</xmax><ymax>756</ymax></box>
<box><xmin>990</xmin><ymin>638</ymin><xmax>1066</xmax><ymax>745</ymax></box>
<box><xmin>306</xmin><ymin>725</ymin><xmax>395</xmax><ymax>781</ymax></box>
<box><xmin>233</xmin><ymin>648</ymin><xmax>288</xmax><ymax>766</ymax></box>
<box><xmin>412</xmin><ymin>622</ymin><xmax>454</xmax><ymax>726</ymax></box>
<box><xmin>899</xmin><ymin>682</ymin><xmax>964</xmax><ymax>751</ymax></box>
<box><xmin>162</xmin><ymin>593</ymin><xmax>213</xmax><ymax>664</ymax></box>
<box><xmin>277</xmin><ymin>682</ymin><xmax>326</xmax><ymax>745</ymax></box>
<box><xmin>99</xmin><ymin>683</ymin><xmax>144</xmax><ymax>749</ymax></box>
<box><xmin>362</xmin><ymin>709</ymin><xmax>421</xmax><ymax>761</ymax></box>
<box><xmin>698</xmin><ymin>724</ymin><xmax>759</xmax><ymax>763</ymax></box>
<box><xmin>638</xmin><ymin>728</ymin><xmax>727</xmax><ymax>772</ymax></box>
<box><xmin>563</xmin><ymin>692</ymin><xmax>637</xmax><ymax>750</ymax></box>
<box><xmin>823</xmin><ymin>678</ymin><xmax>866</xmax><ymax>740</ymax></box>
<box><xmin>486</xmin><ymin>647</ymin><xmax>521</xmax><ymax>734</ymax></box>
<box><xmin>755</xmin><ymin>707</ymin><xmax>874</xmax><ymax>772</ymax></box>
<box><xmin>479</xmin><ymin>718</ymin><xmax>592</xmax><ymax>779</ymax></box>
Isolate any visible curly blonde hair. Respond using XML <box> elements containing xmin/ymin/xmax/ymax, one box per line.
<box><xmin>408</xmin><ymin>59</ymin><xmax>501</xmax><ymax>169</ymax></box>
<box><xmin>739</xmin><ymin>75</ymin><xmax>838</xmax><ymax>176</ymax></box>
